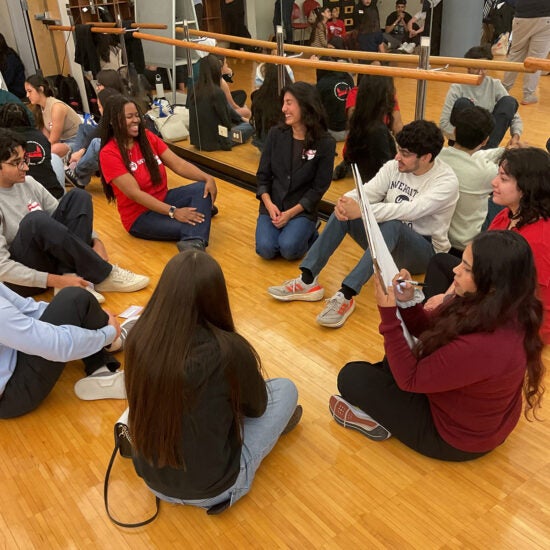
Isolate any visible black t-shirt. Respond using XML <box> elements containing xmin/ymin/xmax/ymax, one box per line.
<box><xmin>132</xmin><ymin>327</ymin><xmax>267</xmax><ymax>500</ymax></box>
<box><xmin>316</xmin><ymin>72</ymin><xmax>354</xmax><ymax>132</ymax></box>
<box><xmin>385</xmin><ymin>10</ymin><xmax>412</xmax><ymax>37</ymax></box>
<box><xmin>14</xmin><ymin>126</ymin><xmax>64</xmax><ymax>199</ymax></box>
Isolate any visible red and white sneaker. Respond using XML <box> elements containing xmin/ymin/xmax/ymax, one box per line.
<box><xmin>316</xmin><ymin>292</ymin><xmax>355</xmax><ymax>328</ymax></box>
<box><xmin>329</xmin><ymin>395</ymin><xmax>391</xmax><ymax>441</ymax></box>
<box><xmin>268</xmin><ymin>276</ymin><xmax>324</xmax><ymax>302</ymax></box>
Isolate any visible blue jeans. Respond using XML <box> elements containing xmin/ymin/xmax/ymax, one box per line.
<box><xmin>129</xmin><ymin>183</ymin><xmax>212</xmax><ymax>245</ymax></box>
<box><xmin>232</xmin><ymin>121</ymin><xmax>255</xmax><ymax>146</ymax></box>
<box><xmin>301</xmin><ymin>214</ymin><xmax>434</xmax><ymax>294</ymax></box>
<box><xmin>50</xmin><ymin>153</ymin><xmax>66</xmax><ymax>193</ymax></box>
<box><xmin>151</xmin><ymin>378</ymin><xmax>299</xmax><ymax>508</ymax></box>
<box><xmin>75</xmin><ymin>137</ymin><xmax>101</xmax><ymax>185</ymax></box>
<box><xmin>255</xmin><ymin>214</ymin><xmax>317</xmax><ymax>260</ymax></box>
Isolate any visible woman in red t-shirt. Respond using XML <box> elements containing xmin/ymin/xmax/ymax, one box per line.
<box><xmin>423</xmin><ymin>147</ymin><xmax>550</xmax><ymax>343</ymax></box>
<box><xmin>99</xmin><ymin>95</ymin><xmax>216</xmax><ymax>252</ymax></box>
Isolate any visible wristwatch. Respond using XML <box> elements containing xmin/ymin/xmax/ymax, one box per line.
<box><xmin>168</xmin><ymin>205</ymin><xmax>176</xmax><ymax>219</ymax></box>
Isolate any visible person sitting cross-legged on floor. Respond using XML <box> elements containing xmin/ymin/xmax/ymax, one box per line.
<box><xmin>0</xmin><ymin>284</ymin><xmax>126</xmax><ymax>419</ymax></box>
<box><xmin>99</xmin><ymin>95</ymin><xmax>216</xmax><ymax>253</ymax></box>
<box><xmin>0</xmin><ymin>129</ymin><xmax>149</xmax><ymax>301</ymax></box>
<box><xmin>268</xmin><ymin>120</ymin><xmax>459</xmax><ymax>328</ymax></box>
<box><xmin>440</xmin><ymin>45</ymin><xmax>522</xmax><ymax>149</ymax></box>
<box><xmin>330</xmin><ymin>230</ymin><xmax>545</xmax><ymax>461</ymax></box>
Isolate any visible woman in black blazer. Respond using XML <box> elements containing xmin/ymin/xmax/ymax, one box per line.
<box><xmin>255</xmin><ymin>82</ymin><xmax>335</xmax><ymax>260</ymax></box>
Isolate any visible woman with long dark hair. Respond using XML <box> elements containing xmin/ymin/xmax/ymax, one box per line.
<box><xmin>330</xmin><ymin>230</ymin><xmax>545</xmax><ymax>461</ymax></box>
<box><xmin>255</xmin><ymin>81</ymin><xmax>335</xmax><ymax>260</ymax></box>
<box><xmin>126</xmin><ymin>251</ymin><xmax>301</xmax><ymax>511</ymax></box>
<box><xmin>24</xmin><ymin>74</ymin><xmax>82</xmax><ymax>158</ymax></box>
<box><xmin>423</xmin><ymin>147</ymin><xmax>550</xmax><ymax>343</ymax></box>
<box><xmin>188</xmin><ymin>55</ymin><xmax>253</xmax><ymax>151</ymax></box>
<box><xmin>99</xmin><ymin>95</ymin><xmax>215</xmax><ymax>252</ymax></box>
<box><xmin>250</xmin><ymin>63</ymin><xmax>290</xmax><ymax>151</ymax></box>
<box><xmin>309</xmin><ymin>6</ymin><xmax>332</xmax><ymax>48</ymax></box>
<box><xmin>342</xmin><ymin>74</ymin><xmax>397</xmax><ymax>181</ymax></box>
<box><xmin>0</xmin><ymin>34</ymin><xmax>25</xmax><ymax>99</ymax></box>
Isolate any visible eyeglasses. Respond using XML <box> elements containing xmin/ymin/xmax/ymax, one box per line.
<box><xmin>1</xmin><ymin>154</ymin><xmax>30</xmax><ymax>169</ymax></box>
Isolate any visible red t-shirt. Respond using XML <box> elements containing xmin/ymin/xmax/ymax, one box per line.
<box><xmin>327</xmin><ymin>19</ymin><xmax>346</xmax><ymax>41</ymax></box>
<box><xmin>489</xmin><ymin>209</ymin><xmax>550</xmax><ymax>343</ymax></box>
<box><xmin>100</xmin><ymin>130</ymin><xmax>168</xmax><ymax>231</ymax></box>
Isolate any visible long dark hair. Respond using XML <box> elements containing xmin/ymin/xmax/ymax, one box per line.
<box><xmin>346</xmin><ymin>75</ymin><xmax>395</xmax><ymax>150</ymax></box>
<box><xmin>99</xmin><ymin>95</ymin><xmax>161</xmax><ymax>202</ymax></box>
<box><xmin>188</xmin><ymin>54</ymin><xmax>222</xmax><ymax>104</ymax></box>
<box><xmin>250</xmin><ymin>64</ymin><xmax>288</xmax><ymax>138</ymax></box>
<box><xmin>280</xmin><ymin>81</ymin><xmax>328</xmax><ymax>150</ymax></box>
<box><xmin>125</xmin><ymin>251</ymin><xmax>263</xmax><ymax>468</ymax></box>
<box><xmin>0</xmin><ymin>102</ymin><xmax>31</xmax><ymax>127</ymax></box>
<box><xmin>417</xmin><ymin>231</ymin><xmax>544</xmax><ymax>417</ymax></box>
<box><xmin>25</xmin><ymin>74</ymin><xmax>54</xmax><ymax>130</ymax></box>
<box><xmin>499</xmin><ymin>147</ymin><xmax>550</xmax><ymax>228</ymax></box>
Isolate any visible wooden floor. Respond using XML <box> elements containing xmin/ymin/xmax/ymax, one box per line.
<box><xmin>2</xmin><ymin>56</ymin><xmax>550</xmax><ymax>548</ymax></box>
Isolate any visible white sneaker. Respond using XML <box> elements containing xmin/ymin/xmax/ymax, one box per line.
<box><xmin>316</xmin><ymin>291</ymin><xmax>356</xmax><ymax>328</ymax></box>
<box><xmin>404</xmin><ymin>42</ymin><xmax>416</xmax><ymax>54</ymax></box>
<box><xmin>105</xmin><ymin>315</ymin><xmax>140</xmax><ymax>352</ymax></box>
<box><xmin>74</xmin><ymin>369</ymin><xmax>126</xmax><ymax>400</ymax></box>
<box><xmin>95</xmin><ymin>265</ymin><xmax>150</xmax><ymax>293</ymax></box>
<box><xmin>54</xmin><ymin>282</ymin><xmax>105</xmax><ymax>304</ymax></box>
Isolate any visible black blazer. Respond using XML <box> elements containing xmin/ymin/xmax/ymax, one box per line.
<box><xmin>256</xmin><ymin>125</ymin><xmax>335</xmax><ymax>221</ymax></box>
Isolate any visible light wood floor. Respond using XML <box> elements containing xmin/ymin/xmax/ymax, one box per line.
<box><xmin>2</xmin><ymin>57</ymin><xmax>550</xmax><ymax>548</ymax></box>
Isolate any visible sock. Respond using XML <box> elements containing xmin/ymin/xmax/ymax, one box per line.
<box><xmin>300</xmin><ymin>268</ymin><xmax>314</xmax><ymax>285</ymax></box>
<box><xmin>340</xmin><ymin>285</ymin><xmax>356</xmax><ymax>301</ymax></box>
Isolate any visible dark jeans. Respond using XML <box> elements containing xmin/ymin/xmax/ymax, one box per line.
<box><xmin>7</xmin><ymin>189</ymin><xmax>112</xmax><ymax>297</ymax></box>
<box><xmin>337</xmin><ymin>360</ymin><xmax>488</xmax><ymax>461</ymax></box>
<box><xmin>129</xmin><ymin>183</ymin><xmax>212</xmax><ymax>245</ymax></box>
<box><xmin>451</xmin><ymin>96</ymin><xmax>519</xmax><ymax>148</ymax></box>
<box><xmin>423</xmin><ymin>253</ymin><xmax>460</xmax><ymax>300</ymax></box>
<box><xmin>0</xmin><ymin>287</ymin><xmax>118</xmax><ymax>418</ymax></box>
<box><xmin>273</xmin><ymin>0</ymin><xmax>294</xmax><ymax>43</ymax></box>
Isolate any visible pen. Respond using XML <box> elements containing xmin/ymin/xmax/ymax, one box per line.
<box><xmin>396</xmin><ymin>279</ymin><xmax>427</xmax><ymax>287</ymax></box>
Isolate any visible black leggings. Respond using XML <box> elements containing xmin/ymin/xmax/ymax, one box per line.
<box><xmin>0</xmin><ymin>287</ymin><xmax>118</xmax><ymax>418</ymax></box>
<box><xmin>337</xmin><ymin>360</ymin><xmax>488</xmax><ymax>462</ymax></box>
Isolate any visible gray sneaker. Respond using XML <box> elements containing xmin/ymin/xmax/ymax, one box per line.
<box><xmin>268</xmin><ymin>276</ymin><xmax>324</xmax><ymax>302</ymax></box>
<box><xmin>95</xmin><ymin>265</ymin><xmax>150</xmax><ymax>293</ymax></box>
<box><xmin>105</xmin><ymin>315</ymin><xmax>140</xmax><ymax>352</ymax></box>
<box><xmin>74</xmin><ymin>370</ymin><xmax>126</xmax><ymax>400</ymax></box>
<box><xmin>316</xmin><ymin>291</ymin><xmax>355</xmax><ymax>328</ymax></box>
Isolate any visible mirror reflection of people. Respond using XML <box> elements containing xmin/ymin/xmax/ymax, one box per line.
<box><xmin>331</xmin><ymin>230</ymin><xmax>545</xmax><ymax>461</ymax></box>
<box><xmin>125</xmin><ymin>251</ymin><xmax>302</xmax><ymax>512</ymax></box>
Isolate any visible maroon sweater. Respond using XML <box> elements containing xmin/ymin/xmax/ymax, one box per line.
<box><xmin>379</xmin><ymin>304</ymin><xmax>526</xmax><ymax>452</ymax></box>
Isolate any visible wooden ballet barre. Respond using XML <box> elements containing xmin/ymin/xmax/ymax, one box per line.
<box><xmin>183</xmin><ymin>28</ymin><xmax>532</xmax><ymax>73</ymax></box>
<box><xmin>524</xmin><ymin>56</ymin><xmax>550</xmax><ymax>71</ymax></box>
<box><xmin>133</xmin><ymin>31</ymin><xmax>482</xmax><ymax>85</ymax></box>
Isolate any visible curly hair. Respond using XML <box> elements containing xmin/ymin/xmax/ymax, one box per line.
<box><xmin>498</xmin><ymin>147</ymin><xmax>550</xmax><ymax>228</ymax></box>
<box><xmin>396</xmin><ymin>119</ymin><xmax>444</xmax><ymax>162</ymax></box>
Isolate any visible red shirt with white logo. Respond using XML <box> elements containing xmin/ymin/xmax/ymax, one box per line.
<box><xmin>100</xmin><ymin>130</ymin><xmax>168</xmax><ymax>231</ymax></box>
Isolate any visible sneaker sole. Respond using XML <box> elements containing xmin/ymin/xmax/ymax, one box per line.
<box><xmin>329</xmin><ymin>395</ymin><xmax>390</xmax><ymax>441</ymax></box>
<box><xmin>74</xmin><ymin>370</ymin><xmax>126</xmax><ymax>400</ymax></box>
<box><xmin>316</xmin><ymin>299</ymin><xmax>356</xmax><ymax>328</ymax></box>
<box><xmin>268</xmin><ymin>287</ymin><xmax>324</xmax><ymax>302</ymax></box>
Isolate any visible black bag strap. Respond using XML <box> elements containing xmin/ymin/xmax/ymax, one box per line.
<box><xmin>104</xmin><ymin>429</ymin><xmax>160</xmax><ymax>528</ymax></box>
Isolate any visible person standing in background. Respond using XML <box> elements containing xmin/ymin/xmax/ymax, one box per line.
<box><xmin>502</xmin><ymin>0</ymin><xmax>550</xmax><ymax>105</ymax></box>
<box><xmin>273</xmin><ymin>0</ymin><xmax>295</xmax><ymax>43</ymax></box>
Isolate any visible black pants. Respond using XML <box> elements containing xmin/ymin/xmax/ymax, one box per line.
<box><xmin>337</xmin><ymin>360</ymin><xmax>488</xmax><ymax>461</ymax></box>
<box><xmin>0</xmin><ymin>287</ymin><xmax>118</xmax><ymax>419</ymax></box>
<box><xmin>7</xmin><ymin>189</ymin><xmax>112</xmax><ymax>297</ymax></box>
<box><xmin>451</xmin><ymin>96</ymin><xmax>519</xmax><ymax>149</ymax></box>
<box><xmin>273</xmin><ymin>0</ymin><xmax>294</xmax><ymax>43</ymax></box>
<box><xmin>423</xmin><ymin>253</ymin><xmax>461</xmax><ymax>300</ymax></box>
